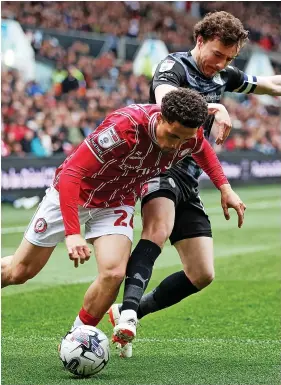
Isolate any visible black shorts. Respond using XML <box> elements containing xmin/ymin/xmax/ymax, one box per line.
<box><xmin>140</xmin><ymin>175</ymin><xmax>212</xmax><ymax>245</ymax></box>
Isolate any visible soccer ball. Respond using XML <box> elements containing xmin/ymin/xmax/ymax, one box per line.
<box><xmin>59</xmin><ymin>325</ymin><xmax>110</xmax><ymax>377</ymax></box>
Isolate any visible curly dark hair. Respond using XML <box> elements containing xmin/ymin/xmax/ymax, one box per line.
<box><xmin>194</xmin><ymin>11</ymin><xmax>249</xmax><ymax>48</ymax></box>
<box><xmin>161</xmin><ymin>88</ymin><xmax>208</xmax><ymax>128</ymax></box>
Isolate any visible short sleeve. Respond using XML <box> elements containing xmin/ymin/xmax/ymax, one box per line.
<box><xmin>152</xmin><ymin>56</ymin><xmax>187</xmax><ymax>92</ymax></box>
<box><xmin>225</xmin><ymin>66</ymin><xmax>257</xmax><ymax>94</ymax></box>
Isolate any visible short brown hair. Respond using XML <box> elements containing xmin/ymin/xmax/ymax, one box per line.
<box><xmin>161</xmin><ymin>88</ymin><xmax>208</xmax><ymax>129</ymax></box>
<box><xmin>194</xmin><ymin>11</ymin><xmax>249</xmax><ymax>48</ymax></box>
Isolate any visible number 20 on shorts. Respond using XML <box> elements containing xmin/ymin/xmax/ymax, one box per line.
<box><xmin>113</xmin><ymin>210</ymin><xmax>134</xmax><ymax>228</ymax></box>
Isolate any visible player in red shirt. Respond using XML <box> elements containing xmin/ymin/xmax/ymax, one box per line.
<box><xmin>2</xmin><ymin>88</ymin><xmax>245</xmax><ymax>331</ymax></box>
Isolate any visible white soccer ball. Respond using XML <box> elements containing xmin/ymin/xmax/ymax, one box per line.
<box><xmin>59</xmin><ymin>325</ymin><xmax>110</xmax><ymax>377</ymax></box>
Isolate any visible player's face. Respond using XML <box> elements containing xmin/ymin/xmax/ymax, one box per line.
<box><xmin>156</xmin><ymin>117</ymin><xmax>198</xmax><ymax>153</ymax></box>
<box><xmin>197</xmin><ymin>37</ymin><xmax>239</xmax><ymax>78</ymax></box>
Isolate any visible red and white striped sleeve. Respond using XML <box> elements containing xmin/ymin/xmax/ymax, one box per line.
<box><xmin>192</xmin><ymin>138</ymin><xmax>229</xmax><ymax>189</ymax></box>
<box><xmin>59</xmin><ymin>142</ymin><xmax>104</xmax><ymax>236</ymax></box>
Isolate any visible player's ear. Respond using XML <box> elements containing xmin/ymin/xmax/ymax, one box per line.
<box><xmin>197</xmin><ymin>35</ymin><xmax>204</xmax><ymax>48</ymax></box>
<box><xmin>157</xmin><ymin>113</ymin><xmax>165</xmax><ymax>124</ymax></box>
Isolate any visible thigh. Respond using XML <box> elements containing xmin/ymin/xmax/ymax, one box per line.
<box><xmin>12</xmin><ymin>237</ymin><xmax>55</xmax><ymax>275</ymax></box>
<box><xmin>174</xmin><ymin>236</ymin><xmax>214</xmax><ymax>278</ymax></box>
<box><xmin>92</xmin><ymin>234</ymin><xmax>132</xmax><ymax>274</ymax></box>
<box><xmin>169</xmin><ymin>195</ymin><xmax>212</xmax><ymax>245</ymax></box>
<box><xmin>141</xmin><ymin>196</ymin><xmax>175</xmax><ymax>238</ymax></box>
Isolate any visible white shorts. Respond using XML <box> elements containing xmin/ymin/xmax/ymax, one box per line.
<box><xmin>24</xmin><ymin>187</ymin><xmax>135</xmax><ymax>247</ymax></box>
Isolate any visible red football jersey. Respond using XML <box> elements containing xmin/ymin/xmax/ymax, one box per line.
<box><xmin>53</xmin><ymin>104</ymin><xmax>227</xmax><ymax>235</ymax></box>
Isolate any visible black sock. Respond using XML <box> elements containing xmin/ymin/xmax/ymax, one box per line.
<box><xmin>137</xmin><ymin>270</ymin><xmax>199</xmax><ymax>319</ymax></box>
<box><xmin>121</xmin><ymin>239</ymin><xmax>161</xmax><ymax>313</ymax></box>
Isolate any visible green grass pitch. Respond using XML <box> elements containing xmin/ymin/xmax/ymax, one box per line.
<box><xmin>1</xmin><ymin>185</ymin><xmax>281</xmax><ymax>385</ymax></box>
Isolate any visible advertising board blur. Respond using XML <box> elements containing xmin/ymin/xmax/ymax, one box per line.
<box><xmin>2</xmin><ymin>152</ymin><xmax>281</xmax><ymax>200</ymax></box>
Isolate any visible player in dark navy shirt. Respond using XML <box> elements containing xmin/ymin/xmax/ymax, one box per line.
<box><xmin>111</xmin><ymin>11</ymin><xmax>281</xmax><ymax>354</ymax></box>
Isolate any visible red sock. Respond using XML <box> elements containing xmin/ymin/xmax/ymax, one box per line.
<box><xmin>79</xmin><ymin>307</ymin><xmax>101</xmax><ymax>327</ymax></box>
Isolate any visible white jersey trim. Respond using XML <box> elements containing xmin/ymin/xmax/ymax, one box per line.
<box><xmin>85</xmin><ymin>140</ymin><xmax>104</xmax><ymax>164</ymax></box>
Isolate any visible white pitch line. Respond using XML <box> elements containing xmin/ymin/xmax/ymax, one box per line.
<box><xmin>1</xmin><ymin>201</ymin><xmax>279</xmax><ymax>235</ymax></box>
<box><xmin>2</xmin><ymin>335</ymin><xmax>280</xmax><ymax>345</ymax></box>
<box><xmin>207</xmin><ymin>201</ymin><xmax>280</xmax><ymax>214</ymax></box>
<box><xmin>134</xmin><ymin>337</ymin><xmax>281</xmax><ymax>345</ymax></box>
<box><xmin>1</xmin><ymin>226</ymin><xmax>27</xmax><ymax>234</ymax></box>
<box><xmin>1</xmin><ymin>242</ymin><xmax>277</xmax><ymax>296</ymax></box>
<box><xmin>214</xmin><ymin>244</ymin><xmax>275</xmax><ymax>258</ymax></box>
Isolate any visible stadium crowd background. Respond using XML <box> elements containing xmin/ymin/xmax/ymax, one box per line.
<box><xmin>1</xmin><ymin>1</ymin><xmax>281</xmax><ymax>158</ymax></box>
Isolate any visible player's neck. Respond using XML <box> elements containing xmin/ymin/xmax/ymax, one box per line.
<box><xmin>190</xmin><ymin>47</ymin><xmax>199</xmax><ymax>66</ymax></box>
<box><xmin>190</xmin><ymin>47</ymin><xmax>205</xmax><ymax>76</ymax></box>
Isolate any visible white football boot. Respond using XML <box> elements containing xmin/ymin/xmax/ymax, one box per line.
<box><xmin>108</xmin><ymin>304</ymin><xmax>133</xmax><ymax>358</ymax></box>
<box><xmin>113</xmin><ymin>309</ymin><xmax>137</xmax><ymax>346</ymax></box>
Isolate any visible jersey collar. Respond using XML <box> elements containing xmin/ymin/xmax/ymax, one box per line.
<box><xmin>148</xmin><ymin>112</ymin><xmax>160</xmax><ymax>145</ymax></box>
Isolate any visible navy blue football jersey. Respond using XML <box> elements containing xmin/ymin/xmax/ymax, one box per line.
<box><xmin>149</xmin><ymin>51</ymin><xmax>257</xmax><ymax>189</ymax></box>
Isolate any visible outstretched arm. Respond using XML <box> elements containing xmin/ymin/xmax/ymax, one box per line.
<box><xmin>254</xmin><ymin>75</ymin><xmax>281</xmax><ymax>96</ymax></box>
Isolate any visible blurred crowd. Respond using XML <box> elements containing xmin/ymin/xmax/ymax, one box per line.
<box><xmin>214</xmin><ymin>96</ymin><xmax>281</xmax><ymax>154</ymax></box>
<box><xmin>1</xmin><ymin>64</ymin><xmax>150</xmax><ymax>157</ymax></box>
<box><xmin>1</xmin><ymin>1</ymin><xmax>280</xmax><ymax>158</ymax></box>
<box><xmin>2</xmin><ymin>1</ymin><xmax>281</xmax><ymax>52</ymax></box>
<box><xmin>2</xmin><ymin>66</ymin><xmax>280</xmax><ymax>158</ymax></box>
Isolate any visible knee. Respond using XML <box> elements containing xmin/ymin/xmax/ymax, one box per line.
<box><xmin>187</xmin><ymin>269</ymin><xmax>215</xmax><ymax>290</ymax></box>
<box><xmin>142</xmin><ymin>224</ymin><xmax>171</xmax><ymax>249</ymax></box>
<box><xmin>99</xmin><ymin>268</ymin><xmax>126</xmax><ymax>287</ymax></box>
<box><xmin>10</xmin><ymin>263</ymin><xmax>35</xmax><ymax>285</ymax></box>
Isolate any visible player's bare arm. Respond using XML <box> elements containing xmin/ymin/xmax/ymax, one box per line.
<box><xmin>155</xmin><ymin>84</ymin><xmax>178</xmax><ymax>105</ymax></box>
<box><xmin>207</xmin><ymin>103</ymin><xmax>232</xmax><ymax>145</ymax></box>
<box><xmin>254</xmin><ymin>75</ymin><xmax>281</xmax><ymax>96</ymax></box>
